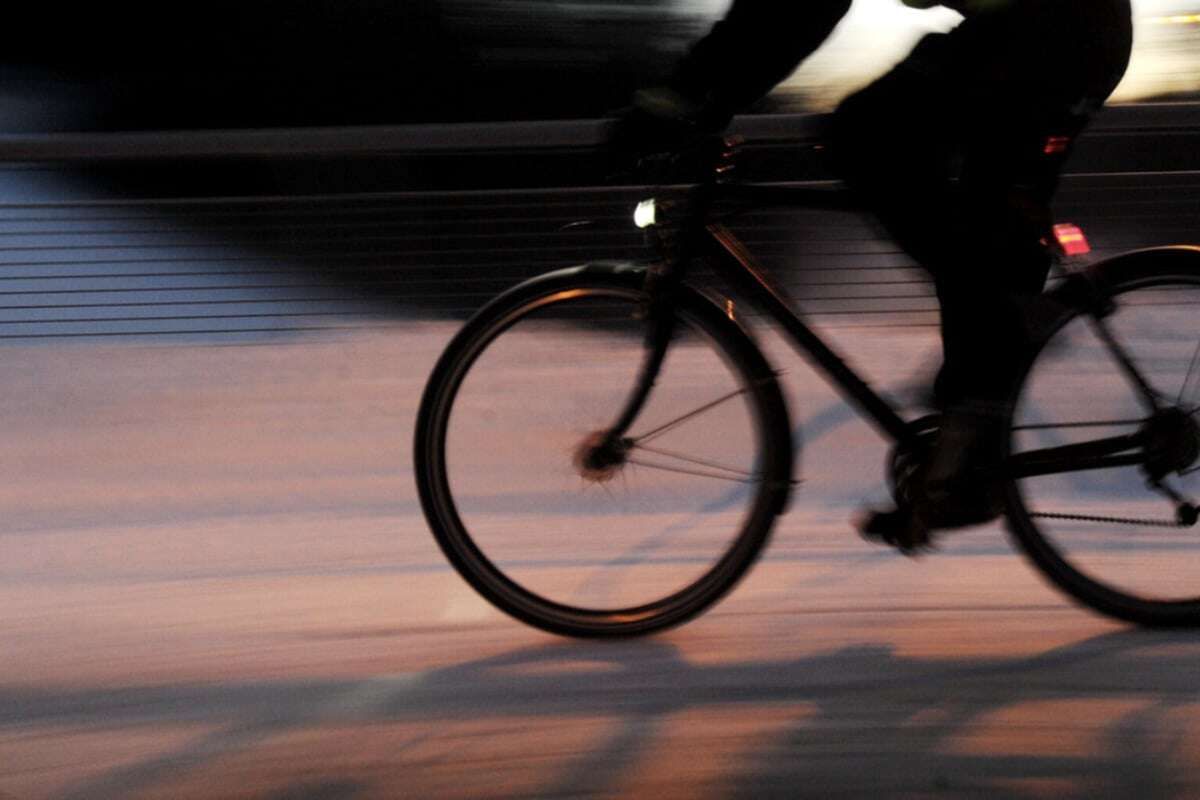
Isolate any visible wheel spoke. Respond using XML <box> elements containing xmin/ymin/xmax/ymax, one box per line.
<box><xmin>630</xmin><ymin>387</ymin><xmax>750</xmax><ymax>444</ymax></box>
<box><xmin>1179</xmin><ymin>338</ymin><xmax>1200</xmax><ymax>407</ymax></box>
<box><xmin>631</xmin><ymin>443</ymin><xmax>759</xmax><ymax>481</ymax></box>
<box><xmin>625</xmin><ymin>456</ymin><xmax>759</xmax><ymax>484</ymax></box>
<box><xmin>1088</xmin><ymin>314</ymin><xmax>1165</xmax><ymax>412</ymax></box>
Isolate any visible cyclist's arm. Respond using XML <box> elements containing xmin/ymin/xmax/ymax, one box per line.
<box><xmin>662</xmin><ymin>0</ymin><xmax>853</xmax><ymax>127</ymax></box>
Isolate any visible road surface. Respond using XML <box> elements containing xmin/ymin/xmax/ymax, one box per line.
<box><xmin>3</xmin><ymin>323</ymin><xmax>1200</xmax><ymax>799</ymax></box>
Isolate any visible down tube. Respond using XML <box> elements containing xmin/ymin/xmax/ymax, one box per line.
<box><xmin>705</xmin><ymin>223</ymin><xmax>912</xmax><ymax>443</ymax></box>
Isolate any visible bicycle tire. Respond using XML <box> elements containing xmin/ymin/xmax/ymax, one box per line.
<box><xmin>1005</xmin><ymin>246</ymin><xmax>1200</xmax><ymax>626</ymax></box>
<box><xmin>414</xmin><ymin>263</ymin><xmax>794</xmax><ymax>637</ymax></box>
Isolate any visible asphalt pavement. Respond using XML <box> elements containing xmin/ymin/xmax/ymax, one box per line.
<box><xmin>3</xmin><ymin>325</ymin><xmax>1200</xmax><ymax>799</ymax></box>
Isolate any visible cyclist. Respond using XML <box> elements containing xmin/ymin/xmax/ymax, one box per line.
<box><xmin>612</xmin><ymin>0</ymin><xmax>1133</xmax><ymax>551</ymax></box>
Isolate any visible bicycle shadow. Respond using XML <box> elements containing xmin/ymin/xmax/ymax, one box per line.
<box><xmin>21</xmin><ymin>626</ymin><xmax>1200</xmax><ymax>798</ymax></box>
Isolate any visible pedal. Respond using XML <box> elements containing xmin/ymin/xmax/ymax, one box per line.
<box><xmin>858</xmin><ymin>506</ymin><xmax>934</xmax><ymax>556</ymax></box>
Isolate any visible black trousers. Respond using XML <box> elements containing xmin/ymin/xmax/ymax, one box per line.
<box><xmin>830</xmin><ymin>0</ymin><xmax>1132</xmax><ymax>410</ymax></box>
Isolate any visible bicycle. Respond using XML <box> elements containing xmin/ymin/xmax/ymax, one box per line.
<box><xmin>414</xmin><ymin>137</ymin><xmax>1200</xmax><ymax>638</ymax></box>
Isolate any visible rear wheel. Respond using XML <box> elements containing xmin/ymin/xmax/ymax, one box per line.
<box><xmin>1006</xmin><ymin>249</ymin><xmax>1200</xmax><ymax>625</ymax></box>
<box><xmin>414</xmin><ymin>266</ymin><xmax>794</xmax><ymax>637</ymax></box>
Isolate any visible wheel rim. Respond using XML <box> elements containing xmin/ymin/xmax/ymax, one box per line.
<box><xmin>422</xmin><ymin>282</ymin><xmax>782</xmax><ymax>627</ymax></box>
<box><xmin>1009</xmin><ymin>272</ymin><xmax>1200</xmax><ymax>611</ymax></box>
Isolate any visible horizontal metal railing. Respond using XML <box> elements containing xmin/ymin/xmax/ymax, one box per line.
<box><xmin>0</xmin><ymin>107</ymin><xmax>1193</xmax><ymax>342</ymax></box>
<box><xmin>0</xmin><ymin>103</ymin><xmax>1194</xmax><ymax>163</ymax></box>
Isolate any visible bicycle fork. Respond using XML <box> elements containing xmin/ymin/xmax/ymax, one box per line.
<box><xmin>574</xmin><ymin>272</ymin><xmax>679</xmax><ymax>477</ymax></box>
<box><xmin>577</xmin><ymin>183</ymin><xmax>717</xmax><ymax>475</ymax></box>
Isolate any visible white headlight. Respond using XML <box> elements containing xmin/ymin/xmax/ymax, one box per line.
<box><xmin>634</xmin><ymin>199</ymin><xmax>657</xmax><ymax>229</ymax></box>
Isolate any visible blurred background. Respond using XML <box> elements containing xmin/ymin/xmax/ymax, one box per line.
<box><xmin>2</xmin><ymin>0</ymin><xmax>1199</xmax><ymax>131</ymax></box>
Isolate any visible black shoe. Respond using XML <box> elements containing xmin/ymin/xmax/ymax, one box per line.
<box><xmin>862</xmin><ymin>406</ymin><xmax>1005</xmax><ymax>554</ymax></box>
<box><xmin>921</xmin><ymin>405</ymin><xmax>1006</xmax><ymax>524</ymax></box>
<box><xmin>924</xmin><ymin>483</ymin><xmax>1004</xmax><ymax>529</ymax></box>
<box><xmin>859</xmin><ymin>490</ymin><xmax>1002</xmax><ymax>555</ymax></box>
<box><xmin>859</xmin><ymin>505</ymin><xmax>934</xmax><ymax>554</ymax></box>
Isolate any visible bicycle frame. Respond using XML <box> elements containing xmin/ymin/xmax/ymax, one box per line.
<box><xmin>704</xmin><ymin>197</ymin><xmax>1190</xmax><ymax>477</ymax></box>
<box><xmin>702</xmin><ymin>197</ymin><xmax>912</xmax><ymax>444</ymax></box>
<box><xmin>608</xmin><ymin>148</ymin><xmax>1196</xmax><ymax>502</ymax></box>
<box><xmin>415</xmin><ymin>139</ymin><xmax>1200</xmax><ymax>635</ymax></box>
<box><xmin>612</xmin><ymin>176</ymin><xmax>918</xmax><ymax>454</ymax></box>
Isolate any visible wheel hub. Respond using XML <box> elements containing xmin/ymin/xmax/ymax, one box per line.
<box><xmin>1141</xmin><ymin>407</ymin><xmax>1200</xmax><ymax>480</ymax></box>
<box><xmin>574</xmin><ymin>431</ymin><xmax>631</xmax><ymax>483</ymax></box>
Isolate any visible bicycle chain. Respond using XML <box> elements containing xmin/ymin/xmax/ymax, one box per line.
<box><xmin>1025</xmin><ymin>408</ymin><xmax>1200</xmax><ymax>528</ymax></box>
<box><xmin>1031</xmin><ymin>511</ymin><xmax>1185</xmax><ymax>528</ymax></box>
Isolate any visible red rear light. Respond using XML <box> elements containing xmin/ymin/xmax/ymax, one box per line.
<box><xmin>1043</xmin><ymin>136</ymin><xmax>1071</xmax><ymax>155</ymax></box>
<box><xmin>1053</xmin><ymin>223</ymin><xmax>1091</xmax><ymax>257</ymax></box>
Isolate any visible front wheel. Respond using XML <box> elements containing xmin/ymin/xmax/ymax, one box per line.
<box><xmin>414</xmin><ymin>265</ymin><xmax>794</xmax><ymax>637</ymax></box>
<box><xmin>1006</xmin><ymin>248</ymin><xmax>1200</xmax><ymax>626</ymax></box>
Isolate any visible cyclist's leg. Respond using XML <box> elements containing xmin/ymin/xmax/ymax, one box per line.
<box><xmin>832</xmin><ymin>0</ymin><xmax>1131</xmax><ymax>413</ymax></box>
<box><xmin>829</xmin><ymin>1</ymin><xmax>1132</xmax><ymax>544</ymax></box>
<box><xmin>830</xmin><ymin>46</ymin><xmax>1051</xmax><ymax>456</ymax></box>
<box><xmin>831</xmin><ymin>52</ymin><xmax>1062</xmax><ymax>410</ymax></box>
